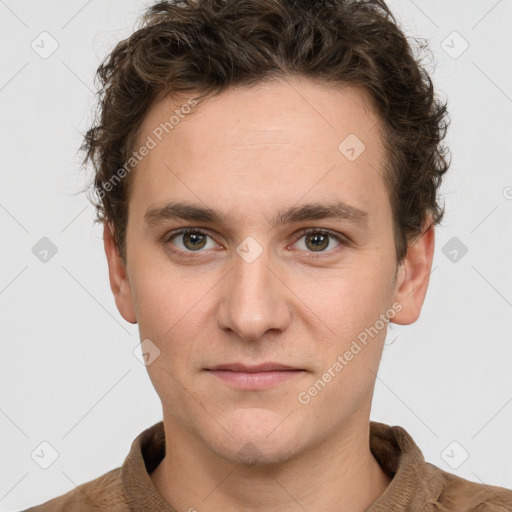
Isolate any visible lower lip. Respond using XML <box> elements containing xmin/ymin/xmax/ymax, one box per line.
<box><xmin>207</xmin><ymin>370</ymin><xmax>304</xmax><ymax>390</ymax></box>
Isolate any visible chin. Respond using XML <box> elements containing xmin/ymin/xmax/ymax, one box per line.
<box><xmin>204</xmin><ymin>408</ymin><xmax>308</xmax><ymax>467</ymax></box>
<box><xmin>218</xmin><ymin>436</ymin><xmax>302</xmax><ymax>469</ymax></box>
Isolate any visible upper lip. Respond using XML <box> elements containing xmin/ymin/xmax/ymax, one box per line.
<box><xmin>207</xmin><ymin>362</ymin><xmax>300</xmax><ymax>372</ymax></box>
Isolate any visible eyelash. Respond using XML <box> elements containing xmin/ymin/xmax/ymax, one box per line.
<box><xmin>162</xmin><ymin>227</ymin><xmax>349</xmax><ymax>260</ymax></box>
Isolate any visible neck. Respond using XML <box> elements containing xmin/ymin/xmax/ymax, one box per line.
<box><xmin>150</xmin><ymin>414</ymin><xmax>391</xmax><ymax>512</ymax></box>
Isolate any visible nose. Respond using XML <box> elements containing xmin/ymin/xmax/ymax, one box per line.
<box><xmin>216</xmin><ymin>244</ymin><xmax>291</xmax><ymax>343</ymax></box>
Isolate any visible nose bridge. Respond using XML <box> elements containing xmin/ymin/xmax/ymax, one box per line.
<box><xmin>217</xmin><ymin>239</ymin><xmax>290</xmax><ymax>341</ymax></box>
<box><xmin>234</xmin><ymin>242</ymin><xmax>273</xmax><ymax>301</ymax></box>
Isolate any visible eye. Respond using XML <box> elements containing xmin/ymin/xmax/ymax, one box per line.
<box><xmin>292</xmin><ymin>229</ymin><xmax>347</xmax><ymax>257</ymax></box>
<box><xmin>164</xmin><ymin>228</ymin><xmax>217</xmax><ymax>253</ymax></box>
<box><xmin>162</xmin><ymin>227</ymin><xmax>349</xmax><ymax>259</ymax></box>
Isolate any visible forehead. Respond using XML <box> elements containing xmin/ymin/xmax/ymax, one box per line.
<box><xmin>129</xmin><ymin>78</ymin><xmax>390</xmax><ymax>231</ymax></box>
<box><xmin>142</xmin><ymin>78</ymin><xmax>380</xmax><ymax>151</ymax></box>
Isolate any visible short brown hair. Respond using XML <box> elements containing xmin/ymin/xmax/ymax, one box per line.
<box><xmin>80</xmin><ymin>0</ymin><xmax>450</xmax><ymax>264</ymax></box>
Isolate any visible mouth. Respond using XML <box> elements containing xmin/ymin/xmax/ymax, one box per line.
<box><xmin>205</xmin><ymin>362</ymin><xmax>306</xmax><ymax>390</ymax></box>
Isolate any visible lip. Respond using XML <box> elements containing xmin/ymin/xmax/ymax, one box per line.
<box><xmin>207</xmin><ymin>362</ymin><xmax>298</xmax><ymax>372</ymax></box>
<box><xmin>205</xmin><ymin>362</ymin><xmax>305</xmax><ymax>390</ymax></box>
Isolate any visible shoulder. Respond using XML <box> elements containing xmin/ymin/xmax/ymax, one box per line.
<box><xmin>424</xmin><ymin>462</ymin><xmax>512</xmax><ymax>512</ymax></box>
<box><xmin>21</xmin><ymin>466</ymin><xmax>129</xmax><ymax>512</ymax></box>
<box><xmin>368</xmin><ymin>421</ymin><xmax>512</xmax><ymax>512</ymax></box>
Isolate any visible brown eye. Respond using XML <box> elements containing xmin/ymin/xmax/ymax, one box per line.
<box><xmin>304</xmin><ymin>232</ymin><xmax>330</xmax><ymax>252</ymax></box>
<box><xmin>165</xmin><ymin>228</ymin><xmax>216</xmax><ymax>253</ymax></box>
<box><xmin>182</xmin><ymin>232</ymin><xmax>207</xmax><ymax>250</ymax></box>
<box><xmin>293</xmin><ymin>229</ymin><xmax>346</xmax><ymax>257</ymax></box>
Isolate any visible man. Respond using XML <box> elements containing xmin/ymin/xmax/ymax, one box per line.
<box><xmin>24</xmin><ymin>0</ymin><xmax>512</xmax><ymax>510</ymax></box>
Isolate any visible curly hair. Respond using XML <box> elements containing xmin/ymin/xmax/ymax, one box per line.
<box><xmin>80</xmin><ymin>0</ymin><xmax>450</xmax><ymax>265</ymax></box>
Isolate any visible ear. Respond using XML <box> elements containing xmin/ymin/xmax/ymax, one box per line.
<box><xmin>391</xmin><ymin>220</ymin><xmax>435</xmax><ymax>325</ymax></box>
<box><xmin>103</xmin><ymin>222</ymin><xmax>137</xmax><ymax>324</ymax></box>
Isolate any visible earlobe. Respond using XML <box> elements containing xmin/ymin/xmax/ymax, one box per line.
<box><xmin>103</xmin><ymin>222</ymin><xmax>137</xmax><ymax>324</ymax></box>
<box><xmin>391</xmin><ymin>221</ymin><xmax>435</xmax><ymax>326</ymax></box>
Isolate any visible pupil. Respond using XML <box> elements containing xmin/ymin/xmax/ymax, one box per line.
<box><xmin>307</xmin><ymin>233</ymin><xmax>328</xmax><ymax>251</ymax></box>
<box><xmin>184</xmin><ymin>233</ymin><xmax>206</xmax><ymax>250</ymax></box>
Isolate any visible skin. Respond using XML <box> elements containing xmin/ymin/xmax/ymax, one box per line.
<box><xmin>104</xmin><ymin>76</ymin><xmax>435</xmax><ymax>511</ymax></box>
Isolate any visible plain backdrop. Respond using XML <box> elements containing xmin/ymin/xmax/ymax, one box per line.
<box><xmin>1</xmin><ymin>0</ymin><xmax>511</xmax><ymax>510</ymax></box>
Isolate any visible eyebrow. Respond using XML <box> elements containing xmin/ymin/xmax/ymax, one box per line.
<box><xmin>144</xmin><ymin>200</ymin><xmax>368</xmax><ymax>228</ymax></box>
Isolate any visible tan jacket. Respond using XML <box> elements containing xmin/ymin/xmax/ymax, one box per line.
<box><xmin>23</xmin><ymin>421</ymin><xmax>512</xmax><ymax>511</ymax></box>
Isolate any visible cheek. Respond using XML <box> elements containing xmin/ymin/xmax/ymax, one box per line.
<box><xmin>303</xmin><ymin>262</ymin><xmax>393</xmax><ymax>336</ymax></box>
<box><xmin>130</xmin><ymin>264</ymin><xmax>217</xmax><ymax>378</ymax></box>
<box><xmin>131</xmin><ymin>260</ymin><xmax>199</xmax><ymax>332</ymax></box>
<box><xmin>304</xmin><ymin>283</ymin><xmax>389</xmax><ymax>417</ymax></box>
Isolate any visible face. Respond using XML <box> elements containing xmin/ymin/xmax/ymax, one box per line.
<box><xmin>105</xmin><ymin>77</ymin><xmax>434</xmax><ymax>465</ymax></box>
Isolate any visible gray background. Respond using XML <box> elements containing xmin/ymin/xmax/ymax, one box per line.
<box><xmin>1</xmin><ymin>0</ymin><xmax>511</xmax><ymax>510</ymax></box>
